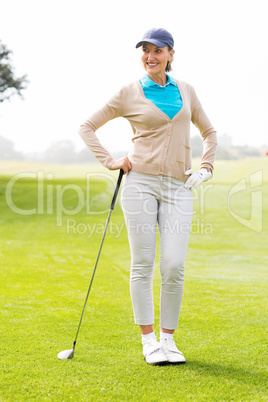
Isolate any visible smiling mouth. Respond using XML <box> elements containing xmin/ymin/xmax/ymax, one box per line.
<box><xmin>147</xmin><ymin>63</ymin><xmax>159</xmax><ymax>67</ymax></box>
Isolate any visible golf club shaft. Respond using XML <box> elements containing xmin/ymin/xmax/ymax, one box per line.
<box><xmin>72</xmin><ymin>169</ymin><xmax>124</xmax><ymax>350</ymax></box>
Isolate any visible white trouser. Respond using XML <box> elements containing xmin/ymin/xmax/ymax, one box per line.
<box><xmin>121</xmin><ymin>171</ymin><xmax>193</xmax><ymax>330</ymax></box>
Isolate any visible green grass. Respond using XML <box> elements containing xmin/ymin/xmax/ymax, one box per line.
<box><xmin>0</xmin><ymin>158</ymin><xmax>267</xmax><ymax>401</ymax></box>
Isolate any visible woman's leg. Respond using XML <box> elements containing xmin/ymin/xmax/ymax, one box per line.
<box><xmin>140</xmin><ymin>324</ymin><xmax>154</xmax><ymax>335</ymax></box>
<box><xmin>157</xmin><ymin>178</ymin><xmax>193</xmax><ymax>331</ymax></box>
<box><xmin>121</xmin><ymin>172</ymin><xmax>159</xmax><ymax>328</ymax></box>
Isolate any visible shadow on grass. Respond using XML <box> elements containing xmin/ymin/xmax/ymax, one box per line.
<box><xmin>183</xmin><ymin>359</ymin><xmax>267</xmax><ymax>390</ymax></box>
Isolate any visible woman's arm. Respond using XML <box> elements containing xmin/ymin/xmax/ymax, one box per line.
<box><xmin>78</xmin><ymin>87</ymin><xmax>132</xmax><ymax>173</ymax></box>
<box><xmin>79</xmin><ymin>104</ymin><xmax>117</xmax><ymax>169</ymax></box>
<box><xmin>190</xmin><ymin>86</ymin><xmax>217</xmax><ymax>173</ymax></box>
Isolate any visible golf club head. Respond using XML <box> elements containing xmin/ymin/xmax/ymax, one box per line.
<box><xmin>57</xmin><ymin>348</ymin><xmax>74</xmax><ymax>360</ymax></box>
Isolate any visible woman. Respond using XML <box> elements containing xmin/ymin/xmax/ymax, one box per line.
<box><xmin>79</xmin><ymin>28</ymin><xmax>217</xmax><ymax>365</ymax></box>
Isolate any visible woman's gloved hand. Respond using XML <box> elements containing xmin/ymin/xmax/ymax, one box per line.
<box><xmin>184</xmin><ymin>168</ymin><xmax>212</xmax><ymax>190</ymax></box>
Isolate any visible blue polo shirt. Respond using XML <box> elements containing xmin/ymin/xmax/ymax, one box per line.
<box><xmin>140</xmin><ymin>74</ymin><xmax>183</xmax><ymax>119</ymax></box>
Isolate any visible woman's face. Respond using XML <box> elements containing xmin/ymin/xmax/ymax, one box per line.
<box><xmin>141</xmin><ymin>42</ymin><xmax>174</xmax><ymax>76</ymax></box>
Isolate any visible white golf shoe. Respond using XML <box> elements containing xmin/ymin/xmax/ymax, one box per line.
<box><xmin>143</xmin><ymin>338</ymin><xmax>168</xmax><ymax>365</ymax></box>
<box><xmin>160</xmin><ymin>339</ymin><xmax>186</xmax><ymax>364</ymax></box>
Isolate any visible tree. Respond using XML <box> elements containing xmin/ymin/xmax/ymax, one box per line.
<box><xmin>0</xmin><ymin>135</ymin><xmax>24</xmax><ymax>159</ymax></box>
<box><xmin>0</xmin><ymin>41</ymin><xmax>28</xmax><ymax>103</ymax></box>
<box><xmin>44</xmin><ymin>140</ymin><xmax>78</xmax><ymax>164</ymax></box>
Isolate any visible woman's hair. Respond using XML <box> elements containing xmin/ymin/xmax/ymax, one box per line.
<box><xmin>166</xmin><ymin>46</ymin><xmax>173</xmax><ymax>72</ymax></box>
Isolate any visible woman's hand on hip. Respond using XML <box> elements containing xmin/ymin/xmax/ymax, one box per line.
<box><xmin>110</xmin><ymin>157</ymin><xmax>132</xmax><ymax>174</ymax></box>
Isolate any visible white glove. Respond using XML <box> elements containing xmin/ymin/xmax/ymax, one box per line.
<box><xmin>184</xmin><ymin>168</ymin><xmax>212</xmax><ymax>190</ymax></box>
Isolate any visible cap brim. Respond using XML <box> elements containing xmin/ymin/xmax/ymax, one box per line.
<box><xmin>135</xmin><ymin>38</ymin><xmax>168</xmax><ymax>48</ymax></box>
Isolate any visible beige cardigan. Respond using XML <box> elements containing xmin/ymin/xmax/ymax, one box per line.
<box><xmin>79</xmin><ymin>79</ymin><xmax>217</xmax><ymax>182</ymax></box>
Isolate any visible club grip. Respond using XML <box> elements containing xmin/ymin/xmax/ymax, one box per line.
<box><xmin>110</xmin><ymin>169</ymin><xmax>124</xmax><ymax>210</ymax></box>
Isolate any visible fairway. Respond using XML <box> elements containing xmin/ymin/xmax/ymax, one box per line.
<box><xmin>0</xmin><ymin>158</ymin><xmax>267</xmax><ymax>401</ymax></box>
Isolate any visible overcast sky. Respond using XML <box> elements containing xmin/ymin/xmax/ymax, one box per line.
<box><xmin>1</xmin><ymin>0</ymin><xmax>267</xmax><ymax>155</ymax></box>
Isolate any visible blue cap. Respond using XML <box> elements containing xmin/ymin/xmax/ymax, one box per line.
<box><xmin>136</xmin><ymin>28</ymin><xmax>174</xmax><ymax>49</ymax></box>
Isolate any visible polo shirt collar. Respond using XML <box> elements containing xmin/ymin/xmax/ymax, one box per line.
<box><xmin>140</xmin><ymin>74</ymin><xmax>177</xmax><ymax>88</ymax></box>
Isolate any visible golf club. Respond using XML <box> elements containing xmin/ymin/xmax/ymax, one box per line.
<box><xmin>57</xmin><ymin>169</ymin><xmax>124</xmax><ymax>360</ymax></box>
